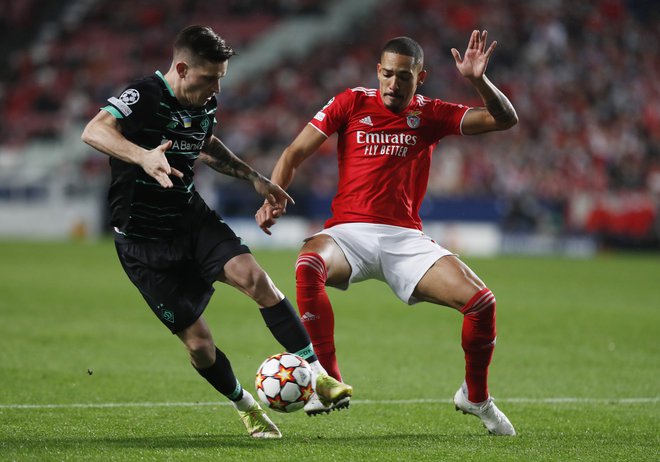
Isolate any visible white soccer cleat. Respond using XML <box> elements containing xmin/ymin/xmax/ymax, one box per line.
<box><xmin>304</xmin><ymin>393</ymin><xmax>350</xmax><ymax>416</ymax></box>
<box><xmin>453</xmin><ymin>382</ymin><xmax>516</xmax><ymax>436</ymax></box>
<box><xmin>236</xmin><ymin>402</ymin><xmax>282</xmax><ymax>438</ymax></box>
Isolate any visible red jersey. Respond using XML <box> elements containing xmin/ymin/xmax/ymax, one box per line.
<box><xmin>309</xmin><ymin>87</ymin><xmax>470</xmax><ymax>230</ymax></box>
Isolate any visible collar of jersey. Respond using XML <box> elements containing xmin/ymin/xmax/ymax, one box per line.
<box><xmin>155</xmin><ymin>70</ymin><xmax>175</xmax><ymax>97</ymax></box>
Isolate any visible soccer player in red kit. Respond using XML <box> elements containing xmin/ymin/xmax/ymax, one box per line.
<box><xmin>255</xmin><ymin>31</ymin><xmax>518</xmax><ymax>435</ymax></box>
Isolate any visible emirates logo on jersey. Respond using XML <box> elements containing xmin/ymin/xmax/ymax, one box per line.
<box><xmin>356</xmin><ymin>131</ymin><xmax>418</xmax><ymax>146</ymax></box>
<box><xmin>356</xmin><ymin>130</ymin><xmax>418</xmax><ymax>158</ymax></box>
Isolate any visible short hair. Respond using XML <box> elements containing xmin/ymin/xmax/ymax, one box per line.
<box><xmin>174</xmin><ymin>25</ymin><xmax>236</xmax><ymax>64</ymax></box>
<box><xmin>381</xmin><ymin>36</ymin><xmax>424</xmax><ymax>68</ymax></box>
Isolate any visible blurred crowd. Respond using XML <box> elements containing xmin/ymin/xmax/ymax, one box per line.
<box><xmin>1</xmin><ymin>0</ymin><xmax>658</xmax><ymax>246</ymax></box>
<box><xmin>0</xmin><ymin>0</ymin><xmax>326</xmax><ymax>147</ymax></box>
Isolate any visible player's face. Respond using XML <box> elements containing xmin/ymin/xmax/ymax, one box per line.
<box><xmin>377</xmin><ymin>52</ymin><xmax>426</xmax><ymax>113</ymax></box>
<box><xmin>179</xmin><ymin>59</ymin><xmax>228</xmax><ymax>107</ymax></box>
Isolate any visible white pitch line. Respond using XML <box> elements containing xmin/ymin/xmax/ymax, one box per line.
<box><xmin>0</xmin><ymin>397</ymin><xmax>657</xmax><ymax>410</ymax></box>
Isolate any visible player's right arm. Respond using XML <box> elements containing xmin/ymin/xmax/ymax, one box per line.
<box><xmin>81</xmin><ymin>110</ymin><xmax>182</xmax><ymax>188</ymax></box>
<box><xmin>255</xmin><ymin>124</ymin><xmax>326</xmax><ymax>234</ymax></box>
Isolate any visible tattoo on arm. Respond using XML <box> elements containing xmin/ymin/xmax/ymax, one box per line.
<box><xmin>471</xmin><ymin>75</ymin><xmax>518</xmax><ymax>128</ymax></box>
<box><xmin>201</xmin><ymin>137</ymin><xmax>262</xmax><ymax>182</ymax></box>
<box><xmin>486</xmin><ymin>93</ymin><xmax>516</xmax><ymax>125</ymax></box>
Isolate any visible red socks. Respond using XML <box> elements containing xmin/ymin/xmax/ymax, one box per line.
<box><xmin>460</xmin><ymin>288</ymin><xmax>497</xmax><ymax>403</ymax></box>
<box><xmin>295</xmin><ymin>253</ymin><xmax>342</xmax><ymax>381</ymax></box>
<box><xmin>295</xmin><ymin>252</ymin><xmax>497</xmax><ymax>400</ymax></box>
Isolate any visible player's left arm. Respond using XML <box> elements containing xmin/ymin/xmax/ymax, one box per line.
<box><xmin>451</xmin><ymin>30</ymin><xmax>518</xmax><ymax>135</ymax></box>
<box><xmin>200</xmin><ymin>135</ymin><xmax>294</xmax><ymax>207</ymax></box>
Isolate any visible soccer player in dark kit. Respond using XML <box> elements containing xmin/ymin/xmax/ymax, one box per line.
<box><xmin>256</xmin><ymin>31</ymin><xmax>517</xmax><ymax>434</ymax></box>
<box><xmin>82</xmin><ymin>25</ymin><xmax>351</xmax><ymax>438</ymax></box>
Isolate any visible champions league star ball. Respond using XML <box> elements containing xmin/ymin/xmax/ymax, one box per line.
<box><xmin>255</xmin><ymin>353</ymin><xmax>314</xmax><ymax>413</ymax></box>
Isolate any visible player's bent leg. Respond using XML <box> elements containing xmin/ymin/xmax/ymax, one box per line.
<box><xmin>460</xmin><ymin>288</ymin><xmax>496</xmax><ymax>402</ymax></box>
<box><xmin>413</xmin><ymin>257</ymin><xmax>496</xmax><ymax>401</ymax></box>
<box><xmin>414</xmin><ymin>258</ymin><xmax>495</xmax><ymax>393</ymax></box>
<box><xmin>413</xmin><ymin>258</ymin><xmax>514</xmax><ymax>435</ymax></box>
<box><xmin>296</xmin><ymin>252</ymin><xmax>342</xmax><ymax>380</ymax></box>
<box><xmin>178</xmin><ymin>318</ymin><xmax>281</xmax><ymax>437</ymax></box>
<box><xmin>221</xmin><ymin>249</ymin><xmax>356</xmax><ymax>418</ymax></box>
<box><xmin>296</xmin><ymin>235</ymin><xmax>352</xmax><ymax>381</ymax></box>
<box><xmin>295</xmin><ymin>240</ymin><xmax>354</xmax><ymax>416</ymax></box>
<box><xmin>455</xmin><ymin>290</ymin><xmax>515</xmax><ymax>435</ymax></box>
<box><xmin>220</xmin><ymin>253</ymin><xmax>322</xmax><ymax>364</ymax></box>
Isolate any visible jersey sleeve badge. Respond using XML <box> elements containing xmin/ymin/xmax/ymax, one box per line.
<box><xmin>107</xmin><ymin>88</ymin><xmax>141</xmax><ymax>117</ymax></box>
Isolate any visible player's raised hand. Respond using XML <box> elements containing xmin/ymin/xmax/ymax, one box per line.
<box><xmin>451</xmin><ymin>30</ymin><xmax>497</xmax><ymax>81</ymax></box>
<box><xmin>140</xmin><ymin>140</ymin><xmax>183</xmax><ymax>188</ymax></box>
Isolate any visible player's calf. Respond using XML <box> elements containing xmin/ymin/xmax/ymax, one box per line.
<box><xmin>296</xmin><ymin>253</ymin><xmax>343</xmax><ymax>380</ymax></box>
<box><xmin>460</xmin><ymin>288</ymin><xmax>497</xmax><ymax>403</ymax></box>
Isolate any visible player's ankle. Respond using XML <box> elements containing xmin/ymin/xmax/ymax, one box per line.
<box><xmin>232</xmin><ymin>390</ymin><xmax>257</xmax><ymax>412</ymax></box>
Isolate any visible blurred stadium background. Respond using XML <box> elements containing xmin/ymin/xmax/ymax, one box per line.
<box><xmin>1</xmin><ymin>0</ymin><xmax>658</xmax><ymax>256</ymax></box>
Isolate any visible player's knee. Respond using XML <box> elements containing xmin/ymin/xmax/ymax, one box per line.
<box><xmin>460</xmin><ymin>288</ymin><xmax>497</xmax><ymax>351</ymax></box>
<box><xmin>295</xmin><ymin>253</ymin><xmax>328</xmax><ymax>287</ymax></box>
<box><xmin>460</xmin><ymin>288</ymin><xmax>496</xmax><ymax>315</ymax></box>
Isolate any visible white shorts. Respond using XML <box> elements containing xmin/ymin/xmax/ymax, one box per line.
<box><xmin>315</xmin><ymin>223</ymin><xmax>455</xmax><ymax>305</ymax></box>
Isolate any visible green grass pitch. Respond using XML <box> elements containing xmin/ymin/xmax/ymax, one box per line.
<box><xmin>0</xmin><ymin>240</ymin><xmax>658</xmax><ymax>461</ymax></box>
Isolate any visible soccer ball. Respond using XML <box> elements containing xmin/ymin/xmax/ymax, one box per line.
<box><xmin>255</xmin><ymin>353</ymin><xmax>314</xmax><ymax>413</ymax></box>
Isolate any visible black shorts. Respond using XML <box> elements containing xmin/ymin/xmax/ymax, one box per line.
<box><xmin>114</xmin><ymin>212</ymin><xmax>250</xmax><ymax>334</ymax></box>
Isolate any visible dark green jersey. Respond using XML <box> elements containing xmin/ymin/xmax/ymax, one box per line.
<box><xmin>103</xmin><ymin>71</ymin><xmax>216</xmax><ymax>240</ymax></box>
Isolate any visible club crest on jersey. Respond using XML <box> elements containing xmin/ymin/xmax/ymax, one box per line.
<box><xmin>183</xmin><ymin>116</ymin><xmax>192</xmax><ymax>128</ymax></box>
<box><xmin>406</xmin><ymin>111</ymin><xmax>421</xmax><ymax>129</ymax></box>
<box><xmin>200</xmin><ymin>116</ymin><xmax>210</xmax><ymax>131</ymax></box>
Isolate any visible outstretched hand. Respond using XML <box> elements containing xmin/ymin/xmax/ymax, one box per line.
<box><xmin>451</xmin><ymin>30</ymin><xmax>497</xmax><ymax>81</ymax></box>
<box><xmin>140</xmin><ymin>140</ymin><xmax>183</xmax><ymax>188</ymax></box>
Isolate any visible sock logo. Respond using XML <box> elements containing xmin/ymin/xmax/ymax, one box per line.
<box><xmin>294</xmin><ymin>344</ymin><xmax>314</xmax><ymax>360</ymax></box>
<box><xmin>300</xmin><ymin>312</ymin><xmax>320</xmax><ymax>322</ymax></box>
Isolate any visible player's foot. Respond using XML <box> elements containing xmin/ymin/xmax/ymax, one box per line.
<box><xmin>453</xmin><ymin>382</ymin><xmax>516</xmax><ymax>436</ymax></box>
<box><xmin>314</xmin><ymin>373</ymin><xmax>353</xmax><ymax>407</ymax></box>
<box><xmin>236</xmin><ymin>402</ymin><xmax>282</xmax><ymax>439</ymax></box>
<box><xmin>304</xmin><ymin>394</ymin><xmax>350</xmax><ymax>416</ymax></box>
